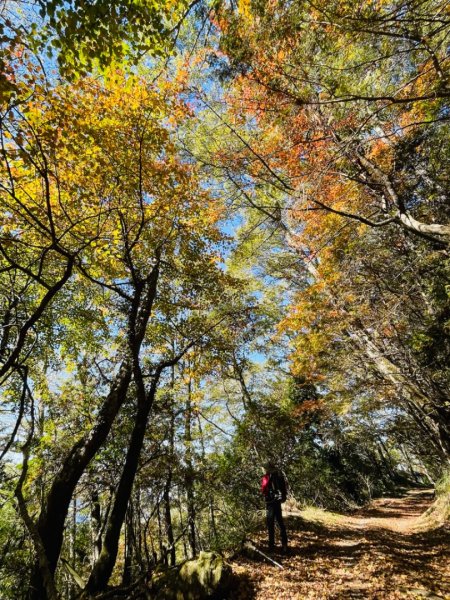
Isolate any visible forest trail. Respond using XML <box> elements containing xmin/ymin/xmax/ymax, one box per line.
<box><xmin>231</xmin><ymin>489</ymin><xmax>450</xmax><ymax>600</ymax></box>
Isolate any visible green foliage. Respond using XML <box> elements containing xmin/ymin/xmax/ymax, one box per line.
<box><xmin>0</xmin><ymin>2</ymin><xmax>449</xmax><ymax>597</ymax></box>
<box><xmin>0</xmin><ymin>470</ymin><xmax>31</xmax><ymax>599</ymax></box>
<box><xmin>436</xmin><ymin>470</ymin><xmax>450</xmax><ymax>498</ymax></box>
<box><xmin>35</xmin><ymin>0</ymin><xmax>190</xmax><ymax>76</ymax></box>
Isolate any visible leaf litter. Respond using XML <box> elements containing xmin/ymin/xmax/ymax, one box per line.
<box><xmin>229</xmin><ymin>490</ymin><xmax>450</xmax><ymax>599</ymax></box>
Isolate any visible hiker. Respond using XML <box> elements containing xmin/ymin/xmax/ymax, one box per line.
<box><xmin>261</xmin><ymin>461</ymin><xmax>288</xmax><ymax>553</ymax></box>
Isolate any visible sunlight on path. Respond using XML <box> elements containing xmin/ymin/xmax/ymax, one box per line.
<box><xmin>347</xmin><ymin>489</ymin><xmax>436</xmax><ymax>533</ymax></box>
<box><xmin>230</xmin><ymin>490</ymin><xmax>450</xmax><ymax>600</ymax></box>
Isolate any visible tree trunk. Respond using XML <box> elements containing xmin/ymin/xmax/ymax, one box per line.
<box><xmin>90</xmin><ymin>491</ymin><xmax>102</xmax><ymax>563</ymax></box>
<box><xmin>178</xmin><ymin>495</ymin><xmax>188</xmax><ymax>560</ymax></box>
<box><xmin>85</xmin><ymin>307</ymin><xmax>198</xmax><ymax>594</ymax></box>
<box><xmin>85</xmin><ymin>372</ymin><xmax>160</xmax><ymax>594</ymax></box>
<box><xmin>196</xmin><ymin>411</ymin><xmax>218</xmax><ymax>546</ymax></box>
<box><xmin>157</xmin><ymin>502</ymin><xmax>165</xmax><ymax>564</ymax></box>
<box><xmin>121</xmin><ymin>507</ymin><xmax>134</xmax><ymax>587</ymax></box>
<box><xmin>163</xmin><ymin>477</ymin><xmax>176</xmax><ymax>567</ymax></box>
<box><xmin>28</xmin><ymin>265</ymin><xmax>160</xmax><ymax>600</ymax></box>
<box><xmin>354</xmin><ymin>326</ymin><xmax>450</xmax><ymax>460</ymax></box>
<box><xmin>28</xmin><ymin>359</ymin><xmax>133</xmax><ymax>600</ymax></box>
<box><xmin>400</xmin><ymin>445</ymin><xmax>420</xmax><ymax>483</ymax></box>
<box><xmin>164</xmin><ymin>363</ymin><xmax>176</xmax><ymax>566</ymax></box>
<box><xmin>284</xmin><ymin>220</ymin><xmax>450</xmax><ymax>464</ymax></box>
<box><xmin>185</xmin><ymin>373</ymin><xmax>196</xmax><ymax>558</ymax></box>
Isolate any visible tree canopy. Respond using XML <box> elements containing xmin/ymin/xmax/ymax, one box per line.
<box><xmin>0</xmin><ymin>1</ymin><xmax>449</xmax><ymax>598</ymax></box>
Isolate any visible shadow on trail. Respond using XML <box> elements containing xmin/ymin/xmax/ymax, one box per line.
<box><xmin>231</xmin><ymin>489</ymin><xmax>450</xmax><ymax>599</ymax></box>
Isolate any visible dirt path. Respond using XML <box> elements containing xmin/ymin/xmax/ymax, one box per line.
<box><xmin>230</xmin><ymin>490</ymin><xmax>450</xmax><ymax>599</ymax></box>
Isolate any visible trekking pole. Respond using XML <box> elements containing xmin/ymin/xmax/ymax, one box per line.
<box><xmin>244</xmin><ymin>540</ymin><xmax>284</xmax><ymax>569</ymax></box>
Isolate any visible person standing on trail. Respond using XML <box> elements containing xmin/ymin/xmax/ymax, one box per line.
<box><xmin>261</xmin><ymin>461</ymin><xmax>288</xmax><ymax>553</ymax></box>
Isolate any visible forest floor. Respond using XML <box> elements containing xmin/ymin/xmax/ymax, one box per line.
<box><xmin>230</xmin><ymin>489</ymin><xmax>450</xmax><ymax>600</ymax></box>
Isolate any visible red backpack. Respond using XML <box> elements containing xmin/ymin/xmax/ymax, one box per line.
<box><xmin>263</xmin><ymin>472</ymin><xmax>286</xmax><ymax>502</ymax></box>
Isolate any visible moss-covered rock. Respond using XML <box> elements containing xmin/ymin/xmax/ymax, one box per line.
<box><xmin>151</xmin><ymin>551</ymin><xmax>232</xmax><ymax>599</ymax></box>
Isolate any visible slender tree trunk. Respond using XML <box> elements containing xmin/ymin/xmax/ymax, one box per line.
<box><xmin>157</xmin><ymin>502</ymin><xmax>165</xmax><ymax>564</ymax></box>
<box><xmin>69</xmin><ymin>497</ymin><xmax>77</xmax><ymax>599</ymax></box>
<box><xmin>184</xmin><ymin>372</ymin><xmax>196</xmax><ymax>558</ymax></box>
<box><xmin>121</xmin><ymin>506</ymin><xmax>133</xmax><ymax>587</ymax></box>
<box><xmin>196</xmin><ymin>412</ymin><xmax>218</xmax><ymax>546</ymax></box>
<box><xmin>134</xmin><ymin>489</ymin><xmax>148</xmax><ymax>573</ymax></box>
<box><xmin>85</xmin><ymin>374</ymin><xmax>160</xmax><ymax>594</ymax></box>
<box><xmin>284</xmin><ymin>225</ymin><xmax>450</xmax><ymax>464</ymax></box>
<box><xmin>209</xmin><ymin>499</ymin><xmax>218</xmax><ymax>546</ymax></box>
<box><xmin>178</xmin><ymin>495</ymin><xmax>188</xmax><ymax>560</ymax></box>
<box><xmin>376</xmin><ymin>445</ymin><xmax>395</xmax><ymax>481</ymax></box>
<box><xmin>400</xmin><ymin>445</ymin><xmax>420</xmax><ymax>483</ymax></box>
<box><xmin>85</xmin><ymin>310</ymin><xmax>197</xmax><ymax>594</ymax></box>
<box><xmin>143</xmin><ymin>511</ymin><xmax>152</xmax><ymax>570</ymax></box>
<box><xmin>28</xmin><ymin>265</ymin><xmax>160</xmax><ymax>600</ymax></box>
<box><xmin>164</xmin><ymin>362</ymin><xmax>176</xmax><ymax>566</ymax></box>
<box><xmin>90</xmin><ymin>491</ymin><xmax>102</xmax><ymax>563</ymax></box>
<box><xmin>29</xmin><ymin>359</ymin><xmax>133</xmax><ymax>600</ymax></box>
<box><xmin>163</xmin><ymin>478</ymin><xmax>175</xmax><ymax>566</ymax></box>
<box><xmin>377</xmin><ymin>437</ymin><xmax>395</xmax><ymax>475</ymax></box>
<box><xmin>356</xmin><ymin>327</ymin><xmax>450</xmax><ymax>460</ymax></box>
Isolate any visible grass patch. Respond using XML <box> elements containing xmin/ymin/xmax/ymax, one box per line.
<box><xmin>298</xmin><ymin>506</ymin><xmax>346</xmax><ymax>527</ymax></box>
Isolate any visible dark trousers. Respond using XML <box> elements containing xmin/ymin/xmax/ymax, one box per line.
<box><xmin>266</xmin><ymin>500</ymin><xmax>288</xmax><ymax>548</ymax></box>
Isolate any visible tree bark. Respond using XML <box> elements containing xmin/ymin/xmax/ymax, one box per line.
<box><xmin>121</xmin><ymin>505</ymin><xmax>134</xmax><ymax>587</ymax></box>
<box><xmin>163</xmin><ymin>360</ymin><xmax>176</xmax><ymax>567</ymax></box>
<box><xmin>185</xmin><ymin>372</ymin><xmax>197</xmax><ymax>558</ymax></box>
<box><xmin>163</xmin><ymin>475</ymin><xmax>176</xmax><ymax>567</ymax></box>
<box><xmin>85</xmin><ymin>372</ymin><xmax>160</xmax><ymax>594</ymax></box>
<box><xmin>86</xmin><ymin>345</ymin><xmax>193</xmax><ymax>593</ymax></box>
<box><xmin>28</xmin><ymin>361</ymin><xmax>134</xmax><ymax>599</ymax></box>
<box><xmin>90</xmin><ymin>490</ymin><xmax>102</xmax><ymax>563</ymax></box>
<box><xmin>28</xmin><ymin>264</ymin><xmax>159</xmax><ymax>600</ymax></box>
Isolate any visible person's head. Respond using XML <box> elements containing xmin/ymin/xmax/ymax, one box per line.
<box><xmin>263</xmin><ymin>461</ymin><xmax>277</xmax><ymax>474</ymax></box>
